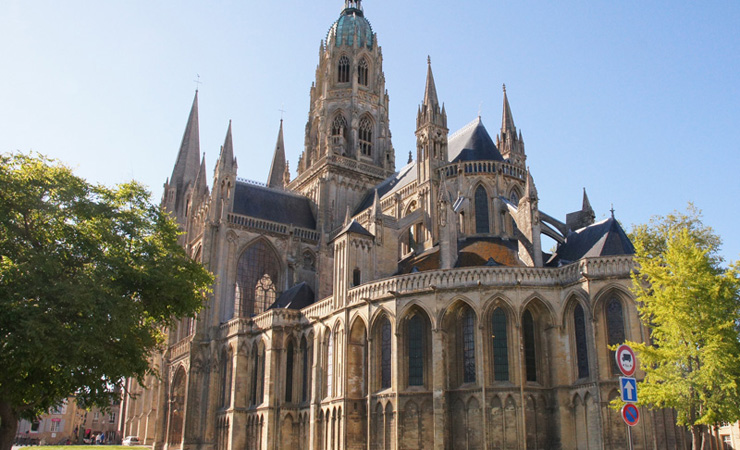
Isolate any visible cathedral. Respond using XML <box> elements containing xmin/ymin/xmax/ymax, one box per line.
<box><xmin>123</xmin><ymin>1</ymin><xmax>689</xmax><ymax>448</ymax></box>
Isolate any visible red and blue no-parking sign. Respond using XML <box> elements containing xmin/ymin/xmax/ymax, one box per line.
<box><xmin>622</xmin><ymin>403</ymin><xmax>640</xmax><ymax>426</ymax></box>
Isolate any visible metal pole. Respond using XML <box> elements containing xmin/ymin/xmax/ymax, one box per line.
<box><xmin>628</xmin><ymin>424</ymin><xmax>634</xmax><ymax>450</ymax></box>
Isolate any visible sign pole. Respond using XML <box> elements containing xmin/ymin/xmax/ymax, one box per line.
<box><xmin>627</xmin><ymin>424</ymin><xmax>633</xmax><ymax>450</ymax></box>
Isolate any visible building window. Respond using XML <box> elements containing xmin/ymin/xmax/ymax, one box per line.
<box><xmin>235</xmin><ymin>240</ymin><xmax>280</xmax><ymax>318</ymax></box>
<box><xmin>358</xmin><ymin>58</ymin><xmax>369</xmax><ymax>86</ymax></box>
<box><xmin>221</xmin><ymin>350</ymin><xmax>233</xmax><ymax>408</ymax></box>
<box><xmin>109</xmin><ymin>412</ymin><xmax>116</xmax><ymax>424</ymax></box>
<box><xmin>407</xmin><ymin>315</ymin><xmax>424</xmax><ymax>386</ymax></box>
<box><xmin>474</xmin><ymin>185</ymin><xmax>489</xmax><ymax>234</ymax></box>
<box><xmin>251</xmin><ymin>346</ymin><xmax>260</xmax><ymax>405</ymax></box>
<box><xmin>574</xmin><ymin>303</ymin><xmax>590</xmax><ymax>379</ymax></box>
<box><xmin>338</xmin><ymin>55</ymin><xmax>350</xmax><ymax>83</ymax></box>
<box><xmin>353</xmin><ymin>268</ymin><xmax>361</xmax><ymax>287</ymax></box>
<box><xmin>606</xmin><ymin>296</ymin><xmax>626</xmax><ymax>375</ymax></box>
<box><xmin>285</xmin><ymin>341</ymin><xmax>294</xmax><ymax>403</ymax></box>
<box><xmin>523</xmin><ymin>310</ymin><xmax>537</xmax><ymax>382</ymax></box>
<box><xmin>359</xmin><ymin>117</ymin><xmax>373</xmax><ymax>156</ymax></box>
<box><xmin>332</xmin><ymin>115</ymin><xmax>347</xmax><ymax>137</ymax></box>
<box><xmin>93</xmin><ymin>411</ymin><xmax>100</xmax><ymax>422</ymax></box>
<box><xmin>380</xmin><ymin>318</ymin><xmax>392</xmax><ymax>389</ymax></box>
<box><xmin>510</xmin><ymin>191</ymin><xmax>519</xmax><ymax>232</ymax></box>
<box><xmin>50</xmin><ymin>419</ymin><xmax>61</xmax><ymax>432</ymax></box>
<box><xmin>326</xmin><ymin>331</ymin><xmax>334</xmax><ymax>397</ymax></box>
<box><xmin>301</xmin><ymin>337</ymin><xmax>312</xmax><ymax>403</ymax></box>
<box><xmin>462</xmin><ymin>309</ymin><xmax>476</xmax><ymax>383</ymax></box>
<box><xmin>491</xmin><ymin>308</ymin><xmax>509</xmax><ymax>381</ymax></box>
<box><xmin>30</xmin><ymin>421</ymin><xmax>40</xmax><ymax>432</ymax></box>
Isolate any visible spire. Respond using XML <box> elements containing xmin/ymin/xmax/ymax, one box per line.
<box><xmin>170</xmin><ymin>91</ymin><xmax>201</xmax><ymax>189</ymax></box>
<box><xmin>423</xmin><ymin>56</ymin><xmax>439</xmax><ymax>109</ymax></box>
<box><xmin>344</xmin><ymin>205</ymin><xmax>352</xmax><ymax>227</ymax></box>
<box><xmin>582</xmin><ymin>188</ymin><xmax>593</xmax><ymax>213</ymax></box>
<box><xmin>267</xmin><ymin>119</ymin><xmax>287</xmax><ymax>189</ymax></box>
<box><xmin>501</xmin><ymin>84</ymin><xmax>516</xmax><ymax>135</ymax></box>
<box><xmin>525</xmin><ymin>167</ymin><xmax>538</xmax><ymax>201</ymax></box>
<box><xmin>194</xmin><ymin>153</ymin><xmax>208</xmax><ymax>198</ymax></box>
<box><xmin>217</xmin><ymin>120</ymin><xmax>236</xmax><ymax>172</ymax></box>
<box><xmin>371</xmin><ymin>189</ymin><xmax>380</xmax><ymax>218</ymax></box>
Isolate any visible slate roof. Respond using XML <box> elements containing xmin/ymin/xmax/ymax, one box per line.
<box><xmin>548</xmin><ymin>217</ymin><xmax>635</xmax><ymax>266</ymax></box>
<box><xmin>448</xmin><ymin>117</ymin><xmax>504</xmax><ymax>163</ymax></box>
<box><xmin>354</xmin><ymin>161</ymin><xmax>417</xmax><ymax>214</ymax></box>
<box><xmin>268</xmin><ymin>282</ymin><xmax>315</xmax><ymax>310</ymax></box>
<box><xmin>331</xmin><ymin>220</ymin><xmax>374</xmax><ymax>242</ymax></box>
<box><xmin>232</xmin><ymin>181</ymin><xmax>316</xmax><ymax>229</ymax></box>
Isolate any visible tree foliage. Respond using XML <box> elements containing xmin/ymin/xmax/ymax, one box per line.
<box><xmin>629</xmin><ymin>205</ymin><xmax>740</xmax><ymax>449</ymax></box>
<box><xmin>0</xmin><ymin>153</ymin><xmax>213</xmax><ymax>447</ymax></box>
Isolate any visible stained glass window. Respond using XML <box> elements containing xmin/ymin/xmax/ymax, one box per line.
<box><xmin>358</xmin><ymin>58</ymin><xmax>369</xmax><ymax>86</ymax></box>
<box><xmin>381</xmin><ymin>318</ymin><xmax>391</xmax><ymax>388</ymax></box>
<box><xmin>475</xmin><ymin>185</ymin><xmax>489</xmax><ymax>234</ymax></box>
<box><xmin>332</xmin><ymin>115</ymin><xmax>347</xmax><ymax>137</ymax></box>
<box><xmin>408</xmin><ymin>315</ymin><xmax>424</xmax><ymax>386</ymax></box>
<box><xmin>326</xmin><ymin>332</ymin><xmax>334</xmax><ymax>397</ymax></box>
<box><xmin>463</xmin><ymin>309</ymin><xmax>476</xmax><ymax>383</ymax></box>
<box><xmin>492</xmin><ymin>308</ymin><xmax>509</xmax><ymax>381</ymax></box>
<box><xmin>338</xmin><ymin>55</ymin><xmax>350</xmax><ymax>83</ymax></box>
<box><xmin>606</xmin><ymin>297</ymin><xmax>625</xmax><ymax>375</ymax></box>
<box><xmin>235</xmin><ymin>241</ymin><xmax>280</xmax><ymax>317</ymax></box>
<box><xmin>359</xmin><ymin>117</ymin><xmax>372</xmax><ymax>156</ymax></box>
<box><xmin>301</xmin><ymin>337</ymin><xmax>311</xmax><ymax>402</ymax></box>
<box><xmin>285</xmin><ymin>341</ymin><xmax>294</xmax><ymax>402</ymax></box>
<box><xmin>574</xmin><ymin>304</ymin><xmax>589</xmax><ymax>379</ymax></box>
<box><xmin>523</xmin><ymin>310</ymin><xmax>537</xmax><ymax>382</ymax></box>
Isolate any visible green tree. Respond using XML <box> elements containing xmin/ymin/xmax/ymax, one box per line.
<box><xmin>0</xmin><ymin>153</ymin><xmax>213</xmax><ymax>450</ymax></box>
<box><xmin>629</xmin><ymin>206</ymin><xmax>740</xmax><ymax>450</ymax></box>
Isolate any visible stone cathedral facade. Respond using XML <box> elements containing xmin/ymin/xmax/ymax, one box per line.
<box><xmin>123</xmin><ymin>1</ymin><xmax>688</xmax><ymax>449</ymax></box>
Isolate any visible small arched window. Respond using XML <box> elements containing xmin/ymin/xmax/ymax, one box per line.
<box><xmin>574</xmin><ymin>303</ymin><xmax>590</xmax><ymax>379</ymax></box>
<box><xmin>606</xmin><ymin>296</ymin><xmax>626</xmax><ymax>375</ymax></box>
<box><xmin>462</xmin><ymin>309</ymin><xmax>476</xmax><ymax>383</ymax></box>
<box><xmin>523</xmin><ymin>310</ymin><xmax>537</xmax><ymax>382</ymax></box>
<box><xmin>358</xmin><ymin>58</ymin><xmax>369</xmax><ymax>86</ymax></box>
<box><xmin>407</xmin><ymin>315</ymin><xmax>424</xmax><ymax>386</ymax></box>
<box><xmin>491</xmin><ymin>308</ymin><xmax>509</xmax><ymax>381</ymax></box>
<box><xmin>380</xmin><ymin>318</ymin><xmax>392</xmax><ymax>389</ymax></box>
<box><xmin>337</xmin><ymin>55</ymin><xmax>350</xmax><ymax>83</ymax></box>
<box><xmin>474</xmin><ymin>185</ymin><xmax>489</xmax><ymax>234</ymax></box>
<box><xmin>331</xmin><ymin>115</ymin><xmax>347</xmax><ymax>137</ymax></box>
<box><xmin>285</xmin><ymin>341</ymin><xmax>295</xmax><ymax>402</ymax></box>
<box><xmin>359</xmin><ymin>117</ymin><xmax>373</xmax><ymax>156</ymax></box>
<box><xmin>352</xmin><ymin>268</ymin><xmax>361</xmax><ymax>287</ymax></box>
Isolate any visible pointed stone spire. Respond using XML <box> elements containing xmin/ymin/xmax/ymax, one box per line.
<box><xmin>194</xmin><ymin>153</ymin><xmax>208</xmax><ymax>199</ymax></box>
<box><xmin>423</xmin><ymin>56</ymin><xmax>439</xmax><ymax>109</ymax></box>
<box><xmin>501</xmin><ymin>84</ymin><xmax>516</xmax><ymax>135</ymax></box>
<box><xmin>217</xmin><ymin>120</ymin><xmax>236</xmax><ymax>171</ymax></box>
<box><xmin>525</xmin><ymin>167</ymin><xmax>538</xmax><ymax>201</ymax></box>
<box><xmin>267</xmin><ymin>119</ymin><xmax>287</xmax><ymax>189</ymax></box>
<box><xmin>582</xmin><ymin>188</ymin><xmax>593</xmax><ymax>213</ymax></box>
<box><xmin>344</xmin><ymin>205</ymin><xmax>352</xmax><ymax>227</ymax></box>
<box><xmin>283</xmin><ymin>160</ymin><xmax>291</xmax><ymax>186</ymax></box>
<box><xmin>170</xmin><ymin>91</ymin><xmax>201</xmax><ymax>191</ymax></box>
<box><xmin>371</xmin><ymin>189</ymin><xmax>380</xmax><ymax>218</ymax></box>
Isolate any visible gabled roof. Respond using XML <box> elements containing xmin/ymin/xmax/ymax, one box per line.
<box><xmin>331</xmin><ymin>219</ymin><xmax>373</xmax><ymax>242</ymax></box>
<box><xmin>548</xmin><ymin>217</ymin><xmax>635</xmax><ymax>265</ymax></box>
<box><xmin>232</xmin><ymin>181</ymin><xmax>316</xmax><ymax>229</ymax></box>
<box><xmin>354</xmin><ymin>161</ymin><xmax>417</xmax><ymax>214</ymax></box>
<box><xmin>448</xmin><ymin>117</ymin><xmax>504</xmax><ymax>163</ymax></box>
<box><xmin>268</xmin><ymin>282</ymin><xmax>315</xmax><ymax>310</ymax></box>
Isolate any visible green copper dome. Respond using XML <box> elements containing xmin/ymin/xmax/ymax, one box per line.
<box><xmin>327</xmin><ymin>1</ymin><xmax>374</xmax><ymax>50</ymax></box>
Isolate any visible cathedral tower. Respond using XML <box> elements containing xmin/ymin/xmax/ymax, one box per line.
<box><xmin>289</xmin><ymin>0</ymin><xmax>395</xmax><ymax>233</ymax></box>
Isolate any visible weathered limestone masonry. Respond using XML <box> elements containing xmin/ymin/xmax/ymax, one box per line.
<box><xmin>123</xmin><ymin>1</ymin><xmax>690</xmax><ymax>449</ymax></box>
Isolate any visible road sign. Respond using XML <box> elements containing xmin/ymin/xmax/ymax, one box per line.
<box><xmin>616</xmin><ymin>344</ymin><xmax>637</xmax><ymax>376</ymax></box>
<box><xmin>620</xmin><ymin>377</ymin><xmax>638</xmax><ymax>403</ymax></box>
<box><xmin>622</xmin><ymin>403</ymin><xmax>639</xmax><ymax>426</ymax></box>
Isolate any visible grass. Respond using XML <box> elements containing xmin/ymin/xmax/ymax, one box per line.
<box><xmin>21</xmin><ymin>447</ymin><xmax>147</xmax><ymax>450</ymax></box>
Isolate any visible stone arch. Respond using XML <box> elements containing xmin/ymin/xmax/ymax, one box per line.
<box><xmin>234</xmin><ymin>237</ymin><xmax>282</xmax><ymax>318</ymax></box>
<box><xmin>280</xmin><ymin>413</ymin><xmax>297</xmax><ymax>449</ymax></box>
<box><xmin>563</xmin><ymin>295</ymin><xmax>593</xmax><ymax>382</ymax></box>
<box><xmin>473</xmin><ymin>182</ymin><xmax>491</xmax><ymax>234</ymax></box>
<box><xmin>503</xmin><ymin>395</ymin><xmax>518</xmax><ymax>448</ymax></box>
<box><xmin>520</xmin><ymin>297</ymin><xmax>553</xmax><ymax>385</ymax></box>
<box><xmin>483</xmin><ymin>296</ymin><xmax>516</xmax><ymax>383</ymax></box>
<box><xmin>595</xmin><ymin>286</ymin><xmax>633</xmax><ymax>375</ymax></box>
<box><xmin>371</xmin><ymin>311</ymin><xmax>393</xmax><ymax>392</ymax></box>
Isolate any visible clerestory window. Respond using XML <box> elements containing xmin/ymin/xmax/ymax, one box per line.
<box><xmin>359</xmin><ymin>117</ymin><xmax>373</xmax><ymax>157</ymax></box>
<box><xmin>358</xmin><ymin>58</ymin><xmax>369</xmax><ymax>86</ymax></box>
<box><xmin>338</xmin><ymin>55</ymin><xmax>350</xmax><ymax>83</ymax></box>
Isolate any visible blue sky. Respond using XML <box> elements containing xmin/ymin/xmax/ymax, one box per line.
<box><xmin>2</xmin><ymin>0</ymin><xmax>739</xmax><ymax>263</ymax></box>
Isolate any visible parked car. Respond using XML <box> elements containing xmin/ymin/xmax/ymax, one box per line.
<box><xmin>122</xmin><ymin>436</ymin><xmax>140</xmax><ymax>446</ymax></box>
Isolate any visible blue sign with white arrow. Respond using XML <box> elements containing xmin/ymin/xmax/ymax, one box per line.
<box><xmin>620</xmin><ymin>376</ymin><xmax>638</xmax><ymax>403</ymax></box>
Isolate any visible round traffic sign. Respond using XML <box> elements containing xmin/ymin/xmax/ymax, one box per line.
<box><xmin>622</xmin><ymin>403</ymin><xmax>639</xmax><ymax>426</ymax></box>
<box><xmin>615</xmin><ymin>344</ymin><xmax>637</xmax><ymax>376</ymax></box>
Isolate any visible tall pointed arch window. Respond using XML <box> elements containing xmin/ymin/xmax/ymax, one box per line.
<box><xmin>359</xmin><ymin>117</ymin><xmax>373</xmax><ymax>156</ymax></box>
<box><xmin>606</xmin><ymin>296</ymin><xmax>626</xmax><ymax>375</ymax></box>
<box><xmin>574</xmin><ymin>303</ymin><xmax>590</xmax><ymax>379</ymax></box>
<box><xmin>250</xmin><ymin>345</ymin><xmax>260</xmax><ymax>405</ymax></box>
<box><xmin>326</xmin><ymin>331</ymin><xmax>334</xmax><ymax>397</ymax></box>
<box><xmin>380</xmin><ymin>317</ymin><xmax>392</xmax><ymax>389</ymax></box>
<box><xmin>522</xmin><ymin>310</ymin><xmax>537</xmax><ymax>382</ymax></box>
<box><xmin>510</xmin><ymin>190</ymin><xmax>520</xmax><ymax>232</ymax></box>
<box><xmin>235</xmin><ymin>240</ymin><xmax>280</xmax><ymax>318</ymax></box>
<box><xmin>301</xmin><ymin>337</ymin><xmax>312</xmax><ymax>403</ymax></box>
<box><xmin>358</xmin><ymin>58</ymin><xmax>369</xmax><ymax>86</ymax></box>
<box><xmin>491</xmin><ymin>308</ymin><xmax>509</xmax><ymax>381</ymax></box>
<box><xmin>220</xmin><ymin>349</ymin><xmax>233</xmax><ymax>408</ymax></box>
<box><xmin>462</xmin><ymin>309</ymin><xmax>476</xmax><ymax>383</ymax></box>
<box><xmin>285</xmin><ymin>341</ymin><xmax>295</xmax><ymax>402</ymax></box>
<box><xmin>475</xmin><ymin>185</ymin><xmax>490</xmax><ymax>234</ymax></box>
<box><xmin>337</xmin><ymin>55</ymin><xmax>350</xmax><ymax>83</ymax></box>
<box><xmin>408</xmin><ymin>315</ymin><xmax>424</xmax><ymax>386</ymax></box>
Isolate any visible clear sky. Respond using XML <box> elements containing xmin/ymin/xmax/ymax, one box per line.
<box><xmin>2</xmin><ymin>0</ymin><xmax>739</xmax><ymax>263</ymax></box>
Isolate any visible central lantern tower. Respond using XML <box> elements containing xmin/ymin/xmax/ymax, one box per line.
<box><xmin>289</xmin><ymin>0</ymin><xmax>395</xmax><ymax>236</ymax></box>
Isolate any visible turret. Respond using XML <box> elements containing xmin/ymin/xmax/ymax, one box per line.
<box><xmin>212</xmin><ymin>121</ymin><xmax>237</xmax><ymax>222</ymax></box>
<box><xmin>496</xmin><ymin>84</ymin><xmax>526</xmax><ymax>167</ymax></box>
<box><xmin>415</xmin><ymin>56</ymin><xmax>448</xmax><ymax>185</ymax></box>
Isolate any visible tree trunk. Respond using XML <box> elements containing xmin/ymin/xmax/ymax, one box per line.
<box><xmin>692</xmin><ymin>424</ymin><xmax>703</xmax><ymax>450</ymax></box>
<box><xmin>0</xmin><ymin>399</ymin><xmax>20</xmax><ymax>450</ymax></box>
